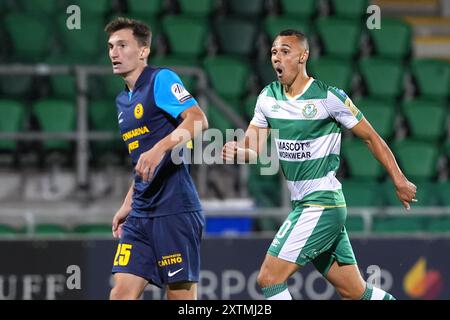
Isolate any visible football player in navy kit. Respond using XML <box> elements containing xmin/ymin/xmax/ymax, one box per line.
<box><xmin>105</xmin><ymin>17</ymin><xmax>208</xmax><ymax>300</ymax></box>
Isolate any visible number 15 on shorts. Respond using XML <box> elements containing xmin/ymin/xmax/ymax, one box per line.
<box><xmin>114</xmin><ymin>243</ymin><xmax>133</xmax><ymax>266</ymax></box>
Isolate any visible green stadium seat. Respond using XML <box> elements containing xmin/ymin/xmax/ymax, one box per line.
<box><xmin>382</xmin><ymin>180</ymin><xmax>438</xmax><ymax>207</ymax></box>
<box><xmin>70</xmin><ymin>0</ymin><xmax>110</xmax><ymax>17</ymax></box>
<box><xmin>161</xmin><ymin>16</ymin><xmax>208</xmax><ymax>59</ymax></box>
<box><xmin>214</xmin><ymin>18</ymin><xmax>258</xmax><ymax>56</ymax></box>
<box><xmin>257</xmin><ymin>61</ymin><xmax>276</xmax><ymax>86</ymax></box>
<box><xmin>402</xmin><ymin>100</ymin><xmax>446</xmax><ymax>141</ymax></box>
<box><xmin>89</xmin><ymin>100</ymin><xmax>124</xmax><ymax>158</ymax></box>
<box><xmin>316</xmin><ymin>18</ymin><xmax>361</xmax><ymax>60</ymax></box>
<box><xmin>308</xmin><ymin>57</ymin><xmax>353</xmax><ymax>92</ymax></box>
<box><xmin>444</xmin><ymin>140</ymin><xmax>450</xmax><ymax>159</ymax></box>
<box><xmin>150</xmin><ymin>56</ymin><xmax>198</xmax><ymax>94</ymax></box>
<box><xmin>0</xmin><ymin>224</ymin><xmax>18</xmax><ymax>236</ymax></box>
<box><xmin>411</xmin><ymin>59</ymin><xmax>450</xmax><ymax>100</ymax></box>
<box><xmin>101</xmin><ymin>75</ymin><xmax>125</xmax><ymax>100</ymax></box>
<box><xmin>0</xmin><ymin>100</ymin><xmax>26</xmax><ymax>151</ymax></box>
<box><xmin>342</xmin><ymin>180</ymin><xmax>382</xmax><ymax>206</ymax></box>
<box><xmin>355</xmin><ymin>98</ymin><xmax>396</xmax><ymax>139</ymax></box>
<box><xmin>393</xmin><ymin>140</ymin><xmax>438</xmax><ymax>182</ymax></box>
<box><xmin>373</xmin><ymin>215</ymin><xmax>427</xmax><ymax>233</ymax></box>
<box><xmin>56</xmin><ymin>16</ymin><xmax>103</xmax><ymax>62</ymax></box>
<box><xmin>4</xmin><ymin>14</ymin><xmax>51</xmax><ymax>62</ymax></box>
<box><xmin>72</xmin><ymin>223</ymin><xmax>112</xmax><ymax>234</ymax></box>
<box><xmin>359</xmin><ymin>58</ymin><xmax>404</xmax><ymax>100</ymax></box>
<box><xmin>207</xmin><ymin>104</ymin><xmax>234</xmax><ymax>136</ymax></box>
<box><xmin>32</xmin><ymin>99</ymin><xmax>76</xmax><ymax>151</ymax></box>
<box><xmin>34</xmin><ymin>223</ymin><xmax>68</xmax><ymax>235</ymax></box>
<box><xmin>243</xmin><ymin>95</ymin><xmax>258</xmax><ymax>120</ymax></box>
<box><xmin>436</xmin><ymin>182</ymin><xmax>450</xmax><ymax>206</ymax></box>
<box><xmin>279</xmin><ymin>0</ymin><xmax>317</xmax><ymax>19</ymax></box>
<box><xmin>204</xmin><ymin>56</ymin><xmax>251</xmax><ymax>100</ymax></box>
<box><xmin>331</xmin><ymin>0</ymin><xmax>369</xmax><ymax>19</ymax></box>
<box><xmin>229</xmin><ymin>0</ymin><xmax>265</xmax><ymax>18</ymax></box>
<box><xmin>345</xmin><ymin>215</ymin><xmax>365</xmax><ymax>233</ymax></box>
<box><xmin>248</xmin><ymin>172</ymin><xmax>281</xmax><ymax>207</ymax></box>
<box><xmin>428</xmin><ymin>216</ymin><xmax>450</xmax><ymax>233</ymax></box>
<box><xmin>369</xmin><ymin>18</ymin><xmax>411</xmax><ymax>60</ymax></box>
<box><xmin>128</xmin><ymin>0</ymin><xmax>163</xmax><ymax>16</ymax></box>
<box><xmin>177</xmin><ymin>0</ymin><xmax>216</xmax><ymax>17</ymax></box>
<box><xmin>341</xmin><ymin>140</ymin><xmax>384</xmax><ymax>180</ymax></box>
<box><xmin>264</xmin><ymin>16</ymin><xmax>311</xmax><ymax>42</ymax></box>
<box><xmin>20</xmin><ymin>0</ymin><xmax>63</xmax><ymax>16</ymax></box>
<box><xmin>0</xmin><ymin>76</ymin><xmax>33</xmax><ymax>98</ymax></box>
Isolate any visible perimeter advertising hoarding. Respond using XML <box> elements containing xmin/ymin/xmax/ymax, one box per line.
<box><xmin>0</xmin><ymin>237</ymin><xmax>447</xmax><ymax>300</ymax></box>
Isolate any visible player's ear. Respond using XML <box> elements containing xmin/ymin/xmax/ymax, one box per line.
<box><xmin>300</xmin><ymin>50</ymin><xmax>309</xmax><ymax>64</ymax></box>
<box><xmin>140</xmin><ymin>46</ymin><xmax>150</xmax><ymax>60</ymax></box>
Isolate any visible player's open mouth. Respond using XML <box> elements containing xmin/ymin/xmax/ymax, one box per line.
<box><xmin>275</xmin><ymin>67</ymin><xmax>283</xmax><ymax>78</ymax></box>
<box><xmin>112</xmin><ymin>61</ymin><xmax>121</xmax><ymax>67</ymax></box>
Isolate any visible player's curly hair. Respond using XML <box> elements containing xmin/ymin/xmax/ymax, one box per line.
<box><xmin>105</xmin><ymin>17</ymin><xmax>152</xmax><ymax>47</ymax></box>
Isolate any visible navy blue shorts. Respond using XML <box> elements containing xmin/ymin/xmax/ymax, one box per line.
<box><xmin>112</xmin><ymin>210</ymin><xmax>204</xmax><ymax>288</ymax></box>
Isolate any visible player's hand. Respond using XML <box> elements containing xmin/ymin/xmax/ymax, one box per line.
<box><xmin>135</xmin><ymin>145</ymin><xmax>166</xmax><ymax>182</ymax></box>
<box><xmin>112</xmin><ymin>207</ymin><xmax>130</xmax><ymax>238</ymax></box>
<box><xmin>395</xmin><ymin>178</ymin><xmax>418</xmax><ymax>211</ymax></box>
<box><xmin>222</xmin><ymin>141</ymin><xmax>238</xmax><ymax>162</ymax></box>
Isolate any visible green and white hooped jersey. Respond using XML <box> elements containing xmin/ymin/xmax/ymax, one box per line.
<box><xmin>250</xmin><ymin>78</ymin><xmax>363</xmax><ymax>207</ymax></box>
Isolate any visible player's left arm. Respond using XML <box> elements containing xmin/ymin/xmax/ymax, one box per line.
<box><xmin>351</xmin><ymin>118</ymin><xmax>417</xmax><ymax>210</ymax></box>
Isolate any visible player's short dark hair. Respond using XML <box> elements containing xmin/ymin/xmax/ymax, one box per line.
<box><xmin>105</xmin><ymin>17</ymin><xmax>152</xmax><ymax>47</ymax></box>
<box><xmin>277</xmin><ymin>29</ymin><xmax>309</xmax><ymax>51</ymax></box>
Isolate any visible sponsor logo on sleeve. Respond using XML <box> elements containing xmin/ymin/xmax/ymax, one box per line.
<box><xmin>171</xmin><ymin>83</ymin><xmax>192</xmax><ymax>103</ymax></box>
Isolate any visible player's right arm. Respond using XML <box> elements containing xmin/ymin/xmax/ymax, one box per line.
<box><xmin>222</xmin><ymin>124</ymin><xmax>269</xmax><ymax>163</ymax></box>
<box><xmin>112</xmin><ymin>181</ymin><xmax>134</xmax><ymax>238</ymax></box>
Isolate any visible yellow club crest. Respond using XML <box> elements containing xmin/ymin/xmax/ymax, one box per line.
<box><xmin>134</xmin><ymin>103</ymin><xmax>144</xmax><ymax>119</ymax></box>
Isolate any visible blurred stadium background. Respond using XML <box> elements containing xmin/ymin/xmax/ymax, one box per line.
<box><xmin>0</xmin><ymin>0</ymin><xmax>449</xmax><ymax>299</ymax></box>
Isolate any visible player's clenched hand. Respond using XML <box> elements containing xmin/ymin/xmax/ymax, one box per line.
<box><xmin>135</xmin><ymin>146</ymin><xmax>166</xmax><ymax>182</ymax></box>
<box><xmin>222</xmin><ymin>141</ymin><xmax>238</xmax><ymax>162</ymax></box>
<box><xmin>112</xmin><ymin>207</ymin><xmax>129</xmax><ymax>238</ymax></box>
<box><xmin>395</xmin><ymin>178</ymin><xmax>418</xmax><ymax>210</ymax></box>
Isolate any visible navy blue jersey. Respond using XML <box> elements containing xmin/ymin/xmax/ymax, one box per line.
<box><xmin>115</xmin><ymin>66</ymin><xmax>202</xmax><ymax>217</ymax></box>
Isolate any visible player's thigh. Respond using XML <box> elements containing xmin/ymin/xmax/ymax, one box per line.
<box><xmin>110</xmin><ymin>273</ymin><xmax>148</xmax><ymax>300</ymax></box>
<box><xmin>258</xmin><ymin>254</ymin><xmax>299</xmax><ymax>285</ymax></box>
<box><xmin>325</xmin><ymin>262</ymin><xmax>365</xmax><ymax>300</ymax></box>
<box><xmin>166</xmin><ymin>281</ymin><xmax>197</xmax><ymax>300</ymax></box>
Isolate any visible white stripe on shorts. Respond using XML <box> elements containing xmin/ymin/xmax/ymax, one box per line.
<box><xmin>278</xmin><ymin>206</ymin><xmax>324</xmax><ymax>262</ymax></box>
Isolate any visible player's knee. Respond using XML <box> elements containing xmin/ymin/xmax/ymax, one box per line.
<box><xmin>110</xmin><ymin>285</ymin><xmax>140</xmax><ymax>300</ymax></box>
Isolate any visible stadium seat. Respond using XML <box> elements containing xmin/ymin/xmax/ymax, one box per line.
<box><xmin>248</xmin><ymin>161</ymin><xmax>281</xmax><ymax>208</ymax></box>
<box><xmin>345</xmin><ymin>215</ymin><xmax>365</xmax><ymax>233</ymax></box>
<box><xmin>428</xmin><ymin>216</ymin><xmax>450</xmax><ymax>233</ymax></box>
<box><xmin>48</xmin><ymin>74</ymin><xmax>76</xmax><ymax>100</ymax></box>
<box><xmin>436</xmin><ymin>182</ymin><xmax>450</xmax><ymax>206</ymax></box>
<box><xmin>341</xmin><ymin>140</ymin><xmax>384</xmax><ymax>180</ymax></box>
<box><xmin>372</xmin><ymin>215</ymin><xmax>427</xmax><ymax>233</ymax></box>
<box><xmin>316</xmin><ymin>18</ymin><xmax>361</xmax><ymax>60</ymax></box>
<box><xmin>369</xmin><ymin>18</ymin><xmax>411</xmax><ymax>60</ymax></box>
<box><xmin>127</xmin><ymin>0</ymin><xmax>163</xmax><ymax>16</ymax></box>
<box><xmin>207</xmin><ymin>104</ymin><xmax>234</xmax><ymax>136</ymax></box>
<box><xmin>444</xmin><ymin>140</ymin><xmax>450</xmax><ymax>159</ymax></box>
<box><xmin>214</xmin><ymin>17</ymin><xmax>258</xmax><ymax>56</ymax></box>
<box><xmin>355</xmin><ymin>98</ymin><xmax>396</xmax><ymax>139</ymax></box>
<box><xmin>69</xmin><ymin>0</ymin><xmax>110</xmax><ymax>17</ymax></box>
<box><xmin>257</xmin><ymin>61</ymin><xmax>276</xmax><ymax>87</ymax></box>
<box><xmin>264</xmin><ymin>16</ymin><xmax>311</xmax><ymax>42</ymax></box>
<box><xmin>279</xmin><ymin>0</ymin><xmax>317</xmax><ymax>19</ymax></box>
<box><xmin>0</xmin><ymin>100</ymin><xmax>26</xmax><ymax>151</ymax></box>
<box><xmin>161</xmin><ymin>16</ymin><xmax>208</xmax><ymax>59</ymax></box>
<box><xmin>243</xmin><ymin>95</ymin><xmax>258</xmax><ymax>120</ymax></box>
<box><xmin>56</xmin><ymin>16</ymin><xmax>103</xmax><ymax>63</ymax></box>
<box><xmin>89</xmin><ymin>100</ymin><xmax>124</xmax><ymax>159</ymax></box>
<box><xmin>150</xmin><ymin>56</ymin><xmax>197</xmax><ymax>94</ymax></box>
<box><xmin>4</xmin><ymin>14</ymin><xmax>51</xmax><ymax>62</ymax></box>
<box><xmin>72</xmin><ymin>223</ymin><xmax>112</xmax><ymax>234</ymax></box>
<box><xmin>32</xmin><ymin>99</ymin><xmax>76</xmax><ymax>151</ymax></box>
<box><xmin>101</xmin><ymin>75</ymin><xmax>126</xmax><ymax>100</ymax></box>
<box><xmin>177</xmin><ymin>0</ymin><xmax>216</xmax><ymax>17</ymax></box>
<box><xmin>411</xmin><ymin>59</ymin><xmax>450</xmax><ymax>100</ymax></box>
<box><xmin>204</xmin><ymin>56</ymin><xmax>251</xmax><ymax>100</ymax></box>
<box><xmin>402</xmin><ymin>100</ymin><xmax>446</xmax><ymax>141</ymax></box>
<box><xmin>331</xmin><ymin>0</ymin><xmax>369</xmax><ymax>20</ymax></box>
<box><xmin>308</xmin><ymin>57</ymin><xmax>353</xmax><ymax>92</ymax></box>
<box><xmin>34</xmin><ymin>223</ymin><xmax>68</xmax><ymax>236</ymax></box>
<box><xmin>341</xmin><ymin>180</ymin><xmax>382</xmax><ymax>206</ymax></box>
<box><xmin>359</xmin><ymin>58</ymin><xmax>404</xmax><ymax>100</ymax></box>
<box><xmin>392</xmin><ymin>140</ymin><xmax>438</xmax><ymax>182</ymax></box>
<box><xmin>228</xmin><ymin>0</ymin><xmax>265</xmax><ymax>18</ymax></box>
<box><xmin>20</xmin><ymin>0</ymin><xmax>63</xmax><ymax>16</ymax></box>
<box><xmin>382</xmin><ymin>180</ymin><xmax>438</xmax><ymax>207</ymax></box>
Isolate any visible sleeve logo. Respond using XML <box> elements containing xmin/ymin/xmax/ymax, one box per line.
<box><xmin>171</xmin><ymin>83</ymin><xmax>192</xmax><ymax>103</ymax></box>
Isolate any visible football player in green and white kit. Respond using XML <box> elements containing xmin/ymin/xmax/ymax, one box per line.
<box><xmin>222</xmin><ymin>30</ymin><xmax>417</xmax><ymax>300</ymax></box>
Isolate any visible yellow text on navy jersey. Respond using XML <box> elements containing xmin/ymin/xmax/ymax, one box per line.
<box><xmin>122</xmin><ymin>125</ymin><xmax>150</xmax><ymax>142</ymax></box>
<box><xmin>158</xmin><ymin>253</ymin><xmax>183</xmax><ymax>267</ymax></box>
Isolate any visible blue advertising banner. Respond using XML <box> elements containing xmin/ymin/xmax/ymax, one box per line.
<box><xmin>0</xmin><ymin>237</ymin><xmax>448</xmax><ymax>300</ymax></box>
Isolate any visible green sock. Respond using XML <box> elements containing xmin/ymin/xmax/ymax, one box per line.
<box><xmin>360</xmin><ymin>283</ymin><xmax>396</xmax><ymax>300</ymax></box>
